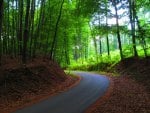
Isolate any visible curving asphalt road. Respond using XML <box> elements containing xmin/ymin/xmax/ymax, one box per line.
<box><xmin>13</xmin><ymin>71</ymin><xmax>110</xmax><ymax>113</ymax></box>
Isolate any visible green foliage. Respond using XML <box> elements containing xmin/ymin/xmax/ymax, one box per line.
<box><xmin>0</xmin><ymin>0</ymin><xmax>150</xmax><ymax>67</ymax></box>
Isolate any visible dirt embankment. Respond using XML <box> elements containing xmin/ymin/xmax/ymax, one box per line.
<box><xmin>88</xmin><ymin>57</ymin><xmax>150</xmax><ymax>113</ymax></box>
<box><xmin>115</xmin><ymin>57</ymin><xmax>150</xmax><ymax>91</ymax></box>
<box><xmin>0</xmin><ymin>58</ymin><xmax>79</xmax><ymax>113</ymax></box>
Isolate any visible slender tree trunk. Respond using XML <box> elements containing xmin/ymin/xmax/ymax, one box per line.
<box><xmin>49</xmin><ymin>0</ymin><xmax>65</xmax><ymax>59</ymax></box>
<box><xmin>136</xmin><ymin>15</ymin><xmax>147</xmax><ymax>57</ymax></box>
<box><xmin>99</xmin><ymin>37</ymin><xmax>102</xmax><ymax>56</ymax></box>
<box><xmin>128</xmin><ymin>0</ymin><xmax>138</xmax><ymax>57</ymax></box>
<box><xmin>93</xmin><ymin>36</ymin><xmax>98</xmax><ymax>59</ymax></box>
<box><xmin>44</xmin><ymin>36</ymin><xmax>49</xmax><ymax>57</ymax></box>
<box><xmin>85</xmin><ymin>35</ymin><xmax>88</xmax><ymax>59</ymax></box>
<box><xmin>106</xmin><ymin>16</ymin><xmax>110</xmax><ymax>56</ymax></box>
<box><xmin>64</xmin><ymin>32</ymin><xmax>70</xmax><ymax>65</ymax></box>
<box><xmin>0</xmin><ymin>0</ymin><xmax>4</xmax><ymax>65</ymax></box>
<box><xmin>32</xmin><ymin>0</ymin><xmax>44</xmax><ymax>58</ymax></box>
<box><xmin>98</xmin><ymin>14</ymin><xmax>102</xmax><ymax>57</ymax></box>
<box><xmin>44</xmin><ymin>0</ymin><xmax>52</xmax><ymax>57</ymax></box>
<box><xmin>113</xmin><ymin>0</ymin><xmax>123</xmax><ymax>60</ymax></box>
<box><xmin>134</xmin><ymin>4</ymin><xmax>147</xmax><ymax>57</ymax></box>
<box><xmin>15</xmin><ymin>0</ymin><xmax>19</xmax><ymax>56</ymax></box>
<box><xmin>18</xmin><ymin>0</ymin><xmax>23</xmax><ymax>56</ymax></box>
<box><xmin>105</xmin><ymin>0</ymin><xmax>110</xmax><ymax>56</ymax></box>
<box><xmin>89</xmin><ymin>22</ymin><xmax>98</xmax><ymax>61</ymax></box>
<box><xmin>73</xmin><ymin>36</ymin><xmax>78</xmax><ymax>61</ymax></box>
<box><xmin>12</xmin><ymin>0</ymin><xmax>15</xmax><ymax>57</ymax></box>
<box><xmin>3</xmin><ymin>12</ymin><xmax>7</xmax><ymax>54</ymax></box>
<box><xmin>29</xmin><ymin>0</ymin><xmax>35</xmax><ymax>58</ymax></box>
<box><xmin>22</xmin><ymin>0</ymin><xmax>30</xmax><ymax>63</ymax></box>
<box><xmin>106</xmin><ymin>35</ymin><xmax>110</xmax><ymax>56</ymax></box>
<box><xmin>38</xmin><ymin>0</ymin><xmax>46</xmax><ymax>52</ymax></box>
<box><xmin>7</xmin><ymin>0</ymin><xmax>10</xmax><ymax>55</ymax></box>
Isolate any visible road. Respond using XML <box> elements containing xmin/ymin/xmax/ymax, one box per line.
<box><xmin>13</xmin><ymin>72</ymin><xmax>110</xmax><ymax>113</ymax></box>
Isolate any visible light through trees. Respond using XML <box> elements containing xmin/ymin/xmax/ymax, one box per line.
<box><xmin>0</xmin><ymin>0</ymin><xmax>149</xmax><ymax>66</ymax></box>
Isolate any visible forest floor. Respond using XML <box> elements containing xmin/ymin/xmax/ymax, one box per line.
<box><xmin>87</xmin><ymin>57</ymin><xmax>150</xmax><ymax>113</ymax></box>
<box><xmin>0</xmin><ymin>57</ymin><xmax>79</xmax><ymax>113</ymax></box>
<box><xmin>0</xmin><ymin>57</ymin><xmax>150</xmax><ymax>113</ymax></box>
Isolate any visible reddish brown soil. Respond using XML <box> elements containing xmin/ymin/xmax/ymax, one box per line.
<box><xmin>86</xmin><ymin>57</ymin><xmax>150</xmax><ymax>113</ymax></box>
<box><xmin>115</xmin><ymin>57</ymin><xmax>150</xmax><ymax>91</ymax></box>
<box><xmin>0</xmin><ymin>57</ymin><xmax>79</xmax><ymax>113</ymax></box>
<box><xmin>87</xmin><ymin>76</ymin><xmax>150</xmax><ymax>113</ymax></box>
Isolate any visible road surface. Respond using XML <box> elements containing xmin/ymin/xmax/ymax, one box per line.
<box><xmin>13</xmin><ymin>71</ymin><xmax>110</xmax><ymax>113</ymax></box>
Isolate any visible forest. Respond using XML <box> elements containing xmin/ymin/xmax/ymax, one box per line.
<box><xmin>0</xmin><ymin>0</ymin><xmax>150</xmax><ymax>113</ymax></box>
<box><xmin>0</xmin><ymin>0</ymin><xmax>149</xmax><ymax>66</ymax></box>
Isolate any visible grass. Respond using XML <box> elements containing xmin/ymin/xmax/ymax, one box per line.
<box><xmin>64</xmin><ymin>70</ymin><xmax>79</xmax><ymax>78</ymax></box>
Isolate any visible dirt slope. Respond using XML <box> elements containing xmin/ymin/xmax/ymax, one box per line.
<box><xmin>88</xmin><ymin>57</ymin><xmax>150</xmax><ymax>113</ymax></box>
<box><xmin>115</xmin><ymin>57</ymin><xmax>150</xmax><ymax>91</ymax></box>
<box><xmin>0</xmin><ymin>58</ymin><xmax>78</xmax><ymax>113</ymax></box>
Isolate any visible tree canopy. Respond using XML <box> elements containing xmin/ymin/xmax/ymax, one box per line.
<box><xmin>0</xmin><ymin>0</ymin><xmax>150</xmax><ymax>67</ymax></box>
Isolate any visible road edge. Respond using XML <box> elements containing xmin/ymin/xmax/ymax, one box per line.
<box><xmin>8</xmin><ymin>75</ymin><xmax>82</xmax><ymax>113</ymax></box>
<box><xmin>84</xmin><ymin>76</ymin><xmax>114</xmax><ymax>113</ymax></box>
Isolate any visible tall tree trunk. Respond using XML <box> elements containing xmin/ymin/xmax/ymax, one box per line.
<box><xmin>44</xmin><ymin>0</ymin><xmax>52</xmax><ymax>57</ymax></box>
<box><xmin>98</xmin><ymin>14</ymin><xmax>102</xmax><ymax>57</ymax></box>
<box><xmin>93</xmin><ymin>36</ymin><xmax>98</xmax><ymax>60</ymax></box>
<box><xmin>0</xmin><ymin>0</ymin><xmax>4</xmax><ymax>65</ymax></box>
<box><xmin>22</xmin><ymin>0</ymin><xmax>30</xmax><ymax>63</ymax></box>
<box><xmin>29</xmin><ymin>0</ymin><xmax>35</xmax><ymax>58</ymax></box>
<box><xmin>32</xmin><ymin>0</ymin><xmax>44</xmax><ymax>58</ymax></box>
<box><xmin>49</xmin><ymin>0</ymin><xmax>65</xmax><ymax>59</ymax></box>
<box><xmin>89</xmin><ymin>22</ymin><xmax>98</xmax><ymax>61</ymax></box>
<box><xmin>64</xmin><ymin>32</ymin><xmax>70</xmax><ymax>65</ymax></box>
<box><xmin>106</xmin><ymin>34</ymin><xmax>110</xmax><ymax>56</ymax></box>
<box><xmin>4</xmin><ymin>13</ymin><xmax>8</xmax><ymax>54</ymax></box>
<box><xmin>135</xmin><ymin>15</ymin><xmax>147</xmax><ymax>57</ymax></box>
<box><xmin>18</xmin><ymin>0</ymin><xmax>23</xmax><ymax>56</ymax></box>
<box><xmin>12</xmin><ymin>0</ymin><xmax>16</xmax><ymax>57</ymax></box>
<box><xmin>106</xmin><ymin>14</ymin><xmax>110</xmax><ymax>56</ymax></box>
<box><xmin>73</xmin><ymin>36</ymin><xmax>78</xmax><ymax>61</ymax></box>
<box><xmin>99</xmin><ymin>37</ymin><xmax>102</xmax><ymax>56</ymax></box>
<box><xmin>113</xmin><ymin>0</ymin><xmax>123</xmax><ymax>60</ymax></box>
<box><xmin>85</xmin><ymin>34</ymin><xmax>88</xmax><ymax>59</ymax></box>
<box><xmin>128</xmin><ymin>0</ymin><xmax>138</xmax><ymax>57</ymax></box>
<box><xmin>133</xmin><ymin>3</ymin><xmax>147</xmax><ymax>57</ymax></box>
<box><xmin>38</xmin><ymin>0</ymin><xmax>46</xmax><ymax>52</ymax></box>
<box><xmin>15</xmin><ymin>0</ymin><xmax>19</xmax><ymax>56</ymax></box>
<box><xmin>105</xmin><ymin>0</ymin><xmax>110</xmax><ymax>56</ymax></box>
<box><xmin>7</xmin><ymin>0</ymin><xmax>10</xmax><ymax>55</ymax></box>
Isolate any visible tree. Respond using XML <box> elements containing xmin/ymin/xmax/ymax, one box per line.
<box><xmin>135</xmin><ymin>0</ymin><xmax>149</xmax><ymax>57</ymax></box>
<box><xmin>0</xmin><ymin>0</ymin><xmax>4</xmax><ymax>65</ymax></box>
<box><xmin>105</xmin><ymin>0</ymin><xmax>110</xmax><ymax>56</ymax></box>
<box><xmin>89</xmin><ymin>23</ymin><xmax>99</xmax><ymax>61</ymax></box>
<box><xmin>0</xmin><ymin>0</ymin><xmax>149</xmax><ymax>67</ymax></box>
<box><xmin>29</xmin><ymin>0</ymin><xmax>36</xmax><ymax>58</ymax></box>
<box><xmin>22</xmin><ymin>0</ymin><xmax>30</xmax><ymax>63</ymax></box>
<box><xmin>111</xmin><ymin>0</ymin><xmax>123</xmax><ymax>60</ymax></box>
<box><xmin>128</xmin><ymin>0</ymin><xmax>138</xmax><ymax>57</ymax></box>
<box><xmin>50</xmin><ymin>0</ymin><xmax>65</xmax><ymax>59</ymax></box>
<box><xmin>18</xmin><ymin>0</ymin><xmax>24</xmax><ymax>56</ymax></box>
<box><xmin>32</xmin><ymin>0</ymin><xmax>45</xmax><ymax>58</ymax></box>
